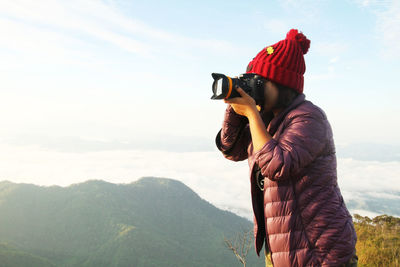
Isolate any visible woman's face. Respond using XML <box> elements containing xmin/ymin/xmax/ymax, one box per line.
<box><xmin>262</xmin><ymin>80</ymin><xmax>279</xmax><ymax>113</ymax></box>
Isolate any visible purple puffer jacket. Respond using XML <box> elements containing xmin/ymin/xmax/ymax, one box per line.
<box><xmin>216</xmin><ymin>93</ymin><xmax>357</xmax><ymax>266</ymax></box>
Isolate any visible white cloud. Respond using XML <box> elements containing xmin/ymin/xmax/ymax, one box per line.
<box><xmin>312</xmin><ymin>42</ymin><xmax>349</xmax><ymax>56</ymax></box>
<box><xmin>338</xmin><ymin>157</ymin><xmax>400</xmax><ymax>217</ymax></box>
<box><xmin>0</xmin><ymin>0</ymin><xmax>238</xmax><ymax>58</ymax></box>
<box><xmin>278</xmin><ymin>0</ymin><xmax>322</xmax><ymax>21</ymax></box>
<box><xmin>0</xmin><ymin>1</ymin><xmax>149</xmax><ymax>55</ymax></box>
<box><xmin>0</xmin><ymin>17</ymin><xmax>102</xmax><ymax>67</ymax></box>
<box><xmin>263</xmin><ymin>19</ymin><xmax>289</xmax><ymax>35</ymax></box>
<box><xmin>307</xmin><ymin>65</ymin><xmax>336</xmax><ymax>81</ymax></box>
<box><xmin>0</xmin><ymin>142</ymin><xmax>398</xmax><ymax>220</ymax></box>
<box><xmin>350</xmin><ymin>209</ymin><xmax>381</xmax><ymax>218</ymax></box>
<box><xmin>0</xmin><ymin>142</ymin><xmax>253</xmax><ymax>219</ymax></box>
<box><xmin>375</xmin><ymin>0</ymin><xmax>400</xmax><ymax>59</ymax></box>
<box><xmin>353</xmin><ymin>0</ymin><xmax>393</xmax><ymax>9</ymax></box>
<box><xmin>337</xmin><ymin>158</ymin><xmax>400</xmax><ymax>192</ymax></box>
<box><xmin>353</xmin><ymin>0</ymin><xmax>400</xmax><ymax>59</ymax></box>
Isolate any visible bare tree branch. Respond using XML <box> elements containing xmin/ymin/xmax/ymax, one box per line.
<box><xmin>223</xmin><ymin>227</ymin><xmax>254</xmax><ymax>267</ymax></box>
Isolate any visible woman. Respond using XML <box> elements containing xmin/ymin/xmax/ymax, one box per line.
<box><xmin>215</xmin><ymin>29</ymin><xmax>358</xmax><ymax>266</ymax></box>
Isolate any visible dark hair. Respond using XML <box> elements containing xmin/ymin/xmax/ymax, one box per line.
<box><xmin>273</xmin><ymin>82</ymin><xmax>299</xmax><ymax>109</ymax></box>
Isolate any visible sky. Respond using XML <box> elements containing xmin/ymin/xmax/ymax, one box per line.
<box><xmin>0</xmin><ymin>0</ymin><xmax>399</xmax><ymax>220</ymax></box>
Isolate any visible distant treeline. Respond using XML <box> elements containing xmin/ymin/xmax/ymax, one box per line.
<box><xmin>353</xmin><ymin>214</ymin><xmax>400</xmax><ymax>267</ymax></box>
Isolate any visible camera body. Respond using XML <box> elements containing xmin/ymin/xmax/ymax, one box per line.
<box><xmin>211</xmin><ymin>73</ymin><xmax>265</xmax><ymax>108</ymax></box>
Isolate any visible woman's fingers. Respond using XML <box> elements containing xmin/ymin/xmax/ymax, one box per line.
<box><xmin>224</xmin><ymin>88</ymin><xmax>251</xmax><ymax>104</ymax></box>
<box><xmin>236</xmin><ymin>87</ymin><xmax>244</xmax><ymax>94</ymax></box>
<box><xmin>236</xmin><ymin>87</ymin><xmax>248</xmax><ymax>97</ymax></box>
<box><xmin>225</xmin><ymin>98</ymin><xmax>241</xmax><ymax>104</ymax></box>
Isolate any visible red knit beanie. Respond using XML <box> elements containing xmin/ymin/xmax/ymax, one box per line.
<box><xmin>246</xmin><ymin>29</ymin><xmax>310</xmax><ymax>94</ymax></box>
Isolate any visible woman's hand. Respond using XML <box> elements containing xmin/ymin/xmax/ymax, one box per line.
<box><xmin>224</xmin><ymin>87</ymin><xmax>258</xmax><ymax>118</ymax></box>
<box><xmin>225</xmin><ymin>87</ymin><xmax>272</xmax><ymax>153</ymax></box>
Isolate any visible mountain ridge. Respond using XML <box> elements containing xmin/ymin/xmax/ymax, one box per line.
<box><xmin>0</xmin><ymin>177</ymin><xmax>262</xmax><ymax>267</ymax></box>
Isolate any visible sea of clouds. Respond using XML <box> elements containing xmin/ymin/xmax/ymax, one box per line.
<box><xmin>1</xmin><ymin>138</ymin><xmax>398</xmax><ymax>221</ymax></box>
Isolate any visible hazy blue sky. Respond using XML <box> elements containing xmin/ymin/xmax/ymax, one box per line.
<box><xmin>1</xmin><ymin>0</ymin><xmax>399</xmax><ymax>145</ymax></box>
<box><xmin>1</xmin><ymin>0</ymin><xmax>399</xmax><ymax>219</ymax></box>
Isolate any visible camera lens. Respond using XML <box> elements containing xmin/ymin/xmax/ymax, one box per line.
<box><xmin>215</xmin><ymin>77</ymin><xmax>223</xmax><ymax>97</ymax></box>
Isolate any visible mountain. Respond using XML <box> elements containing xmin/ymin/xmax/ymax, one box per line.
<box><xmin>0</xmin><ymin>177</ymin><xmax>265</xmax><ymax>267</ymax></box>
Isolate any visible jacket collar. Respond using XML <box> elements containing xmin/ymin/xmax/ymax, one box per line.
<box><xmin>267</xmin><ymin>93</ymin><xmax>306</xmax><ymax>135</ymax></box>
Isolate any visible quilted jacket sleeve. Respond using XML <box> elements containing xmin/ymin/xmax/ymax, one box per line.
<box><xmin>215</xmin><ymin>104</ymin><xmax>251</xmax><ymax>162</ymax></box>
<box><xmin>254</xmin><ymin>110</ymin><xmax>328</xmax><ymax>181</ymax></box>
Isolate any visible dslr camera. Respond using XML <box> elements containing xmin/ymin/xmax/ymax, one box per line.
<box><xmin>211</xmin><ymin>73</ymin><xmax>265</xmax><ymax>110</ymax></box>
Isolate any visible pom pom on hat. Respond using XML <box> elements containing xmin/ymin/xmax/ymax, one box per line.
<box><xmin>286</xmin><ymin>29</ymin><xmax>310</xmax><ymax>54</ymax></box>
